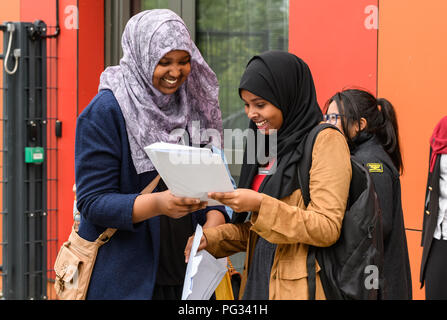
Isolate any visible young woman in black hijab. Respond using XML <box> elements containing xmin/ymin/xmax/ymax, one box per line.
<box><xmin>185</xmin><ymin>51</ymin><xmax>352</xmax><ymax>300</ymax></box>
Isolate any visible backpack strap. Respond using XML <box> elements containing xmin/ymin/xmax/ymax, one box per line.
<box><xmin>297</xmin><ymin>123</ymin><xmax>342</xmax><ymax>300</ymax></box>
<box><xmin>307</xmin><ymin>245</ymin><xmax>317</xmax><ymax>300</ymax></box>
<box><xmin>298</xmin><ymin>123</ymin><xmax>340</xmax><ymax>207</ymax></box>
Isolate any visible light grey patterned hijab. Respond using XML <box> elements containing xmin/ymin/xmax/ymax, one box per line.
<box><xmin>98</xmin><ymin>9</ymin><xmax>222</xmax><ymax>174</ymax></box>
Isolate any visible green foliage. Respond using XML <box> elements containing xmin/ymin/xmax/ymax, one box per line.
<box><xmin>142</xmin><ymin>0</ymin><xmax>170</xmax><ymax>10</ymax></box>
<box><xmin>196</xmin><ymin>0</ymin><xmax>289</xmax><ymax>124</ymax></box>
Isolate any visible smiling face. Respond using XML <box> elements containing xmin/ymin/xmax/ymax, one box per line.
<box><xmin>241</xmin><ymin>89</ymin><xmax>283</xmax><ymax>135</ymax></box>
<box><xmin>152</xmin><ymin>50</ymin><xmax>191</xmax><ymax>95</ymax></box>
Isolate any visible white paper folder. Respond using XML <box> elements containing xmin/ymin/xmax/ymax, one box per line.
<box><xmin>144</xmin><ymin>142</ymin><xmax>235</xmax><ymax>206</ymax></box>
<box><xmin>181</xmin><ymin>224</ymin><xmax>227</xmax><ymax>300</ymax></box>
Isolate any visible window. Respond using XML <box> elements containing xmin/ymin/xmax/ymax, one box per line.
<box><xmin>196</xmin><ymin>0</ymin><xmax>289</xmax><ymax>123</ymax></box>
<box><xmin>196</xmin><ymin>0</ymin><xmax>289</xmax><ymax>181</ymax></box>
<box><xmin>141</xmin><ymin>0</ymin><xmax>170</xmax><ymax>9</ymax></box>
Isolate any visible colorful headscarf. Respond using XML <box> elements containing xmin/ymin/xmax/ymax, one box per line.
<box><xmin>98</xmin><ymin>9</ymin><xmax>222</xmax><ymax>174</ymax></box>
<box><xmin>430</xmin><ymin>116</ymin><xmax>447</xmax><ymax>172</ymax></box>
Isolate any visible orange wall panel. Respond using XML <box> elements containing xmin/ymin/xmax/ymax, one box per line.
<box><xmin>406</xmin><ymin>230</ymin><xmax>424</xmax><ymax>300</ymax></box>
<box><xmin>20</xmin><ymin>0</ymin><xmax>54</xmax><ymax>21</ymax></box>
<box><xmin>289</xmin><ymin>0</ymin><xmax>378</xmax><ymax>108</ymax></box>
<box><xmin>0</xmin><ymin>1</ymin><xmax>21</xmax><ymax>44</ymax></box>
<box><xmin>378</xmin><ymin>0</ymin><xmax>447</xmax><ymax>231</ymax></box>
<box><xmin>290</xmin><ymin>0</ymin><xmax>436</xmax><ymax>300</ymax></box>
<box><xmin>378</xmin><ymin>0</ymin><xmax>447</xmax><ymax>301</ymax></box>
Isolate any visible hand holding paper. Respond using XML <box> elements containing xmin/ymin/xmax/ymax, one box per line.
<box><xmin>184</xmin><ymin>229</ymin><xmax>208</xmax><ymax>264</ymax></box>
<box><xmin>182</xmin><ymin>225</ymin><xmax>227</xmax><ymax>300</ymax></box>
<box><xmin>144</xmin><ymin>143</ymin><xmax>235</xmax><ymax>206</ymax></box>
<box><xmin>208</xmin><ymin>188</ymin><xmax>263</xmax><ymax>213</ymax></box>
<box><xmin>154</xmin><ymin>191</ymin><xmax>208</xmax><ymax>218</ymax></box>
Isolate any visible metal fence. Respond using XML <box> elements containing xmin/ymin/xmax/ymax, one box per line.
<box><xmin>44</xmin><ymin>23</ymin><xmax>59</xmax><ymax>301</ymax></box>
<box><xmin>0</xmin><ymin>20</ymin><xmax>59</xmax><ymax>300</ymax></box>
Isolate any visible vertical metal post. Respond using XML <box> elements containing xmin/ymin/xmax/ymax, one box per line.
<box><xmin>0</xmin><ymin>24</ymin><xmax>8</xmax><ymax>299</ymax></box>
<box><xmin>181</xmin><ymin>0</ymin><xmax>196</xmax><ymax>42</ymax></box>
<box><xmin>2</xmin><ymin>21</ymin><xmax>26</xmax><ymax>300</ymax></box>
<box><xmin>2</xmin><ymin>21</ymin><xmax>47</xmax><ymax>300</ymax></box>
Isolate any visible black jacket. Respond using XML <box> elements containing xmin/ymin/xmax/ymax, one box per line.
<box><xmin>351</xmin><ymin>134</ymin><xmax>413</xmax><ymax>299</ymax></box>
<box><xmin>420</xmin><ymin>149</ymin><xmax>442</xmax><ymax>288</ymax></box>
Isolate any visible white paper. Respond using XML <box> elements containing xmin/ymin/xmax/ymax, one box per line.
<box><xmin>144</xmin><ymin>142</ymin><xmax>235</xmax><ymax>206</ymax></box>
<box><xmin>181</xmin><ymin>225</ymin><xmax>228</xmax><ymax>300</ymax></box>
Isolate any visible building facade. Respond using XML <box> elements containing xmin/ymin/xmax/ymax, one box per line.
<box><xmin>1</xmin><ymin>0</ymin><xmax>446</xmax><ymax>300</ymax></box>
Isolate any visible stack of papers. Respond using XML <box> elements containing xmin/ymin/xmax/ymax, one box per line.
<box><xmin>182</xmin><ymin>225</ymin><xmax>227</xmax><ymax>300</ymax></box>
<box><xmin>144</xmin><ymin>142</ymin><xmax>235</xmax><ymax>206</ymax></box>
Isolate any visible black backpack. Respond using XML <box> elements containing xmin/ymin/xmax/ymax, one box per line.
<box><xmin>298</xmin><ymin>123</ymin><xmax>386</xmax><ymax>300</ymax></box>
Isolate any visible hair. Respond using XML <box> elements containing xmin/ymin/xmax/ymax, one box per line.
<box><xmin>325</xmin><ymin>88</ymin><xmax>404</xmax><ymax>174</ymax></box>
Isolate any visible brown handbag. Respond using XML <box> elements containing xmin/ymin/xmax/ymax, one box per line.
<box><xmin>54</xmin><ymin>175</ymin><xmax>161</xmax><ymax>300</ymax></box>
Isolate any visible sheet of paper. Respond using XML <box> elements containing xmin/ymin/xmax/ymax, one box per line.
<box><xmin>182</xmin><ymin>224</ymin><xmax>204</xmax><ymax>300</ymax></box>
<box><xmin>182</xmin><ymin>225</ymin><xmax>228</xmax><ymax>300</ymax></box>
<box><xmin>144</xmin><ymin>142</ymin><xmax>235</xmax><ymax>206</ymax></box>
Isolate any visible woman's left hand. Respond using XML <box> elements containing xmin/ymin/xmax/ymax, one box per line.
<box><xmin>208</xmin><ymin>189</ymin><xmax>263</xmax><ymax>213</ymax></box>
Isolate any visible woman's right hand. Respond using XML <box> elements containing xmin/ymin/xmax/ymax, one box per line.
<box><xmin>184</xmin><ymin>233</ymin><xmax>208</xmax><ymax>263</ymax></box>
<box><xmin>155</xmin><ymin>190</ymin><xmax>207</xmax><ymax>219</ymax></box>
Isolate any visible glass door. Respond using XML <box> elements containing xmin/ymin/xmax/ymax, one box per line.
<box><xmin>196</xmin><ymin>0</ymin><xmax>289</xmax><ymax>183</ymax></box>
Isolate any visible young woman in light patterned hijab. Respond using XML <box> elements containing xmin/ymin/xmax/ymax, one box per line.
<box><xmin>74</xmin><ymin>9</ymin><xmax>229</xmax><ymax>300</ymax></box>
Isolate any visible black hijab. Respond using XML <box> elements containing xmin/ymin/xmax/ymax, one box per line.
<box><xmin>235</xmin><ymin>51</ymin><xmax>322</xmax><ymax>222</ymax></box>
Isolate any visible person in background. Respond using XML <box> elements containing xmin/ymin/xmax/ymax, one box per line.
<box><xmin>420</xmin><ymin>116</ymin><xmax>447</xmax><ymax>299</ymax></box>
<box><xmin>75</xmin><ymin>9</ymin><xmax>228</xmax><ymax>300</ymax></box>
<box><xmin>324</xmin><ymin>88</ymin><xmax>412</xmax><ymax>299</ymax></box>
<box><xmin>185</xmin><ymin>51</ymin><xmax>352</xmax><ymax>300</ymax></box>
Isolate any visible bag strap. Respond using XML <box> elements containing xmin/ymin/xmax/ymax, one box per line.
<box><xmin>298</xmin><ymin>123</ymin><xmax>340</xmax><ymax>207</ymax></box>
<box><xmin>96</xmin><ymin>228</ymin><xmax>117</xmax><ymax>246</ymax></box>
<box><xmin>140</xmin><ymin>174</ymin><xmax>161</xmax><ymax>195</ymax></box>
<box><xmin>297</xmin><ymin>123</ymin><xmax>341</xmax><ymax>300</ymax></box>
<box><xmin>307</xmin><ymin>246</ymin><xmax>317</xmax><ymax>300</ymax></box>
<box><xmin>94</xmin><ymin>174</ymin><xmax>161</xmax><ymax>246</ymax></box>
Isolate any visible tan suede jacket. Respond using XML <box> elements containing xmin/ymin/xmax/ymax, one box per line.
<box><xmin>204</xmin><ymin>128</ymin><xmax>352</xmax><ymax>300</ymax></box>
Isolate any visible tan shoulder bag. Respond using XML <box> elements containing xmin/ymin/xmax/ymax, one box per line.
<box><xmin>54</xmin><ymin>175</ymin><xmax>161</xmax><ymax>300</ymax></box>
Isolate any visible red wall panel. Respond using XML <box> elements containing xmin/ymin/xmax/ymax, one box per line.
<box><xmin>289</xmin><ymin>0</ymin><xmax>378</xmax><ymax>108</ymax></box>
<box><xmin>54</xmin><ymin>0</ymin><xmax>78</xmax><ymax>251</ymax></box>
<box><xmin>78</xmin><ymin>0</ymin><xmax>104</xmax><ymax>115</ymax></box>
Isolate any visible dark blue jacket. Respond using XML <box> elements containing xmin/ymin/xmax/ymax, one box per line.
<box><xmin>75</xmin><ymin>90</ymin><xmax>227</xmax><ymax>299</ymax></box>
